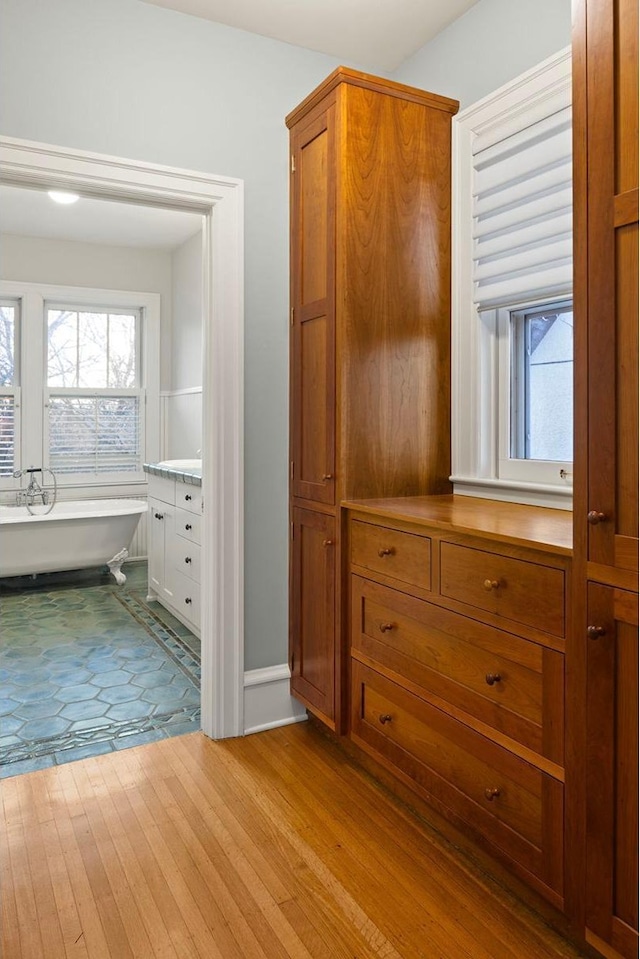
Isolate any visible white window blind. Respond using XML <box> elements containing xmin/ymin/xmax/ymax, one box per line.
<box><xmin>0</xmin><ymin>396</ymin><xmax>16</xmax><ymax>476</ymax></box>
<box><xmin>473</xmin><ymin>106</ymin><xmax>572</xmax><ymax>310</ymax></box>
<box><xmin>48</xmin><ymin>394</ymin><xmax>141</xmax><ymax>474</ymax></box>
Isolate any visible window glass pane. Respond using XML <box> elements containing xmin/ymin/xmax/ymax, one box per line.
<box><xmin>0</xmin><ymin>306</ymin><xmax>16</xmax><ymax>387</ymax></box>
<box><xmin>524</xmin><ymin>309</ymin><xmax>573</xmax><ymax>461</ymax></box>
<box><xmin>0</xmin><ymin>396</ymin><xmax>15</xmax><ymax>476</ymax></box>
<box><xmin>48</xmin><ymin>310</ymin><xmax>78</xmax><ymax>387</ymax></box>
<box><xmin>78</xmin><ymin>312</ymin><xmax>108</xmax><ymax>388</ymax></box>
<box><xmin>48</xmin><ymin>395</ymin><xmax>140</xmax><ymax>474</ymax></box>
<box><xmin>108</xmin><ymin>314</ymin><xmax>137</xmax><ymax>388</ymax></box>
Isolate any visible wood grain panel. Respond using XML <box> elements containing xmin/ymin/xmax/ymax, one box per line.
<box><xmin>615</xmin><ymin>222</ymin><xmax>639</xmax><ymax>542</ymax></box>
<box><xmin>350</xmin><ymin>520</ymin><xmax>431</xmax><ymax>590</ymax></box>
<box><xmin>615</xmin><ymin>0</ymin><xmax>639</xmax><ymax>194</ymax></box>
<box><xmin>339</xmin><ymin>85</ymin><xmax>453</xmax><ymax>501</ymax></box>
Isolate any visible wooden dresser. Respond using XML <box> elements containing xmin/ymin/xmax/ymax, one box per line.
<box><xmin>344</xmin><ymin>496</ymin><xmax>571</xmax><ymax>909</ymax></box>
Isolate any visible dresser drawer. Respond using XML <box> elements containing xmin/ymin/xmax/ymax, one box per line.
<box><xmin>175</xmin><ymin>507</ymin><xmax>201</xmax><ymax>545</ymax></box>
<box><xmin>171</xmin><ymin>569</ymin><xmax>200</xmax><ymax>627</ymax></box>
<box><xmin>351</xmin><ymin>576</ymin><xmax>563</xmax><ymax>763</ymax></box>
<box><xmin>440</xmin><ymin>542</ymin><xmax>565</xmax><ymax>639</ymax></box>
<box><xmin>351</xmin><ymin>520</ymin><xmax>431</xmax><ymax>591</ymax></box>
<box><xmin>169</xmin><ymin>536</ymin><xmax>201</xmax><ymax>584</ymax></box>
<box><xmin>351</xmin><ymin>662</ymin><xmax>563</xmax><ymax>897</ymax></box>
<box><xmin>176</xmin><ymin>484</ymin><xmax>202</xmax><ymax>515</ymax></box>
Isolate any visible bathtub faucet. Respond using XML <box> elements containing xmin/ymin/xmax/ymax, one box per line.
<box><xmin>13</xmin><ymin>467</ymin><xmax>50</xmax><ymax>506</ymax></box>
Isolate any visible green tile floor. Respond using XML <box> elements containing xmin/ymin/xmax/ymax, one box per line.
<box><xmin>0</xmin><ymin>563</ymin><xmax>200</xmax><ymax>778</ymax></box>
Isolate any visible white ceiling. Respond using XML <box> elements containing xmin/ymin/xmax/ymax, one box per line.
<box><xmin>140</xmin><ymin>0</ymin><xmax>479</xmax><ymax>72</ymax></box>
<box><xmin>0</xmin><ymin>185</ymin><xmax>203</xmax><ymax>250</ymax></box>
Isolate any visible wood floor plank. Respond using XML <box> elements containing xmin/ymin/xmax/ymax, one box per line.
<box><xmin>1</xmin><ymin>724</ymin><xmax>592</xmax><ymax>959</ymax></box>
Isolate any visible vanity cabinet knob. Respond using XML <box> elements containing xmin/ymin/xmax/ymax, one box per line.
<box><xmin>483</xmin><ymin>579</ymin><xmax>499</xmax><ymax>591</ymax></box>
<box><xmin>185</xmin><ymin>494</ymin><xmax>192</xmax><ymax>501</ymax></box>
<box><xmin>185</xmin><ymin>597</ymin><xmax>192</xmax><ymax>605</ymax></box>
<box><xmin>587</xmin><ymin>510</ymin><xmax>607</xmax><ymax>525</ymax></box>
<box><xmin>185</xmin><ymin>523</ymin><xmax>192</xmax><ymax>531</ymax></box>
<box><xmin>484</xmin><ymin>787</ymin><xmax>501</xmax><ymax>802</ymax></box>
<box><xmin>485</xmin><ymin>673</ymin><xmax>502</xmax><ymax>686</ymax></box>
<box><xmin>379</xmin><ymin>623</ymin><xmax>394</xmax><ymax>633</ymax></box>
<box><xmin>185</xmin><ymin>556</ymin><xmax>192</xmax><ymax>564</ymax></box>
<box><xmin>379</xmin><ymin>714</ymin><xmax>393</xmax><ymax>725</ymax></box>
<box><xmin>154</xmin><ymin>512</ymin><xmax>164</xmax><ymax>520</ymax></box>
<box><xmin>378</xmin><ymin>547</ymin><xmax>395</xmax><ymax>558</ymax></box>
<box><xmin>587</xmin><ymin>625</ymin><xmax>606</xmax><ymax>640</ymax></box>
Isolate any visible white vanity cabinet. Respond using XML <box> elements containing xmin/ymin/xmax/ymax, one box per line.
<box><xmin>147</xmin><ymin>472</ymin><xmax>201</xmax><ymax>635</ymax></box>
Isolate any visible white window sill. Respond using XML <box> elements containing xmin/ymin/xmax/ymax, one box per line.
<box><xmin>451</xmin><ymin>475</ymin><xmax>572</xmax><ymax>511</ymax></box>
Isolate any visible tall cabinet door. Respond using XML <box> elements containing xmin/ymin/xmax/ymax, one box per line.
<box><xmin>584</xmin><ymin>0</ymin><xmax>638</xmax><ymax>578</ymax></box>
<box><xmin>290</xmin><ymin>507</ymin><xmax>336</xmax><ymax>725</ymax></box>
<box><xmin>290</xmin><ymin>107</ymin><xmax>336</xmax><ymax>506</ymax></box>
<box><xmin>585</xmin><ymin>584</ymin><xmax>639</xmax><ymax>959</ymax></box>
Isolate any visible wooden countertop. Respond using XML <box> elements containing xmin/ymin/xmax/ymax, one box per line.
<box><xmin>342</xmin><ymin>495</ymin><xmax>573</xmax><ymax>557</ymax></box>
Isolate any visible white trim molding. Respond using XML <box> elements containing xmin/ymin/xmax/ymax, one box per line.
<box><xmin>243</xmin><ymin>665</ymin><xmax>307</xmax><ymax>735</ymax></box>
<box><xmin>451</xmin><ymin>48</ymin><xmax>572</xmax><ymax>509</ymax></box>
<box><xmin>0</xmin><ymin>136</ymin><xmax>245</xmax><ymax>740</ymax></box>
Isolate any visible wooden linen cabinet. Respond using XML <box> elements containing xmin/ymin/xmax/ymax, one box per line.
<box><xmin>287</xmin><ymin>68</ymin><xmax>458</xmax><ymax>730</ymax></box>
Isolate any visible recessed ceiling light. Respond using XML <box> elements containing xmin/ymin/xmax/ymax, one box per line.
<box><xmin>48</xmin><ymin>190</ymin><xmax>80</xmax><ymax>205</ymax></box>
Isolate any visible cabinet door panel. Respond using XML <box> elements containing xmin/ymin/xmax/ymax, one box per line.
<box><xmin>290</xmin><ymin>507</ymin><xmax>336</xmax><ymax>725</ymax></box>
<box><xmin>586</xmin><ymin>583</ymin><xmax>639</xmax><ymax>957</ymax></box>
<box><xmin>290</xmin><ymin>110</ymin><xmax>336</xmax><ymax>505</ymax></box>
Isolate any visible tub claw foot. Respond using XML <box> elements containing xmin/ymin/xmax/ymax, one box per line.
<box><xmin>107</xmin><ymin>548</ymin><xmax>129</xmax><ymax>585</ymax></box>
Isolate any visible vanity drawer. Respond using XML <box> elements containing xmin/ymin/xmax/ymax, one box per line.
<box><xmin>169</xmin><ymin>536</ymin><xmax>201</xmax><ymax>584</ymax></box>
<box><xmin>351</xmin><ymin>576</ymin><xmax>563</xmax><ymax>763</ymax></box>
<box><xmin>351</xmin><ymin>662</ymin><xmax>563</xmax><ymax>897</ymax></box>
<box><xmin>176</xmin><ymin>485</ymin><xmax>202</xmax><ymax>515</ymax></box>
<box><xmin>350</xmin><ymin>520</ymin><xmax>431</xmax><ymax>591</ymax></box>
<box><xmin>440</xmin><ymin>542</ymin><xmax>565</xmax><ymax>639</ymax></box>
<box><xmin>171</xmin><ymin>569</ymin><xmax>200</xmax><ymax>626</ymax></box>
<box><xmin>175</xmin><ymin>507</ymin><xmax>201</xmax><ymax>545</ymax></box>
<box><xmin>147</xmin><ymin>474</ymin><xmax>176</xmax><ymax>505</ymax></box>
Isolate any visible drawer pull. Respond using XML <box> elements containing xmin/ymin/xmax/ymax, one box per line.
<box><xmin>379</xmin><ymin>622</ymin><xmax>395</xmax><ymax>633</ymax></box>
<box><xmin>185</xmin><ymin>523</ymin><xmax>192</xmax><ymax>531</ymax></box>
<box><xmin>322</xmin><ymin>473</ymin><xmax>334</xmax><ymax>481</ymax></box>
<box><xmin>185</xmin><ymin>597</ymin><xmax>192</xmax><ymax>605</ymax></box>
<box><xmin>379</xmin><ymin>714</ymin><xmax>393</xmax><ymax>725</ymax></box>
<box><xmin>483</xmin><ymin>579</ymin><xmax>499</xmax><ymax>591</ymax></box>
<box><xmin>185</xmin><ymin>494</ymin><xmax>192</xmax><ymax>501</ymax></box>
<box><xmin>587</xmin><ymin>510</ymin><xmax>607</xmax><ymax>525</ymax></box>
<box><xmin>185</xmin><ymin>556</ymin><xmax>192</xmax><ymax>564</ymax></box>
<box><xmin>322</xmin><ymin>539</ymin><xmax>334</xmax><ymax>547</ymax></box>
<box><xmin>484</xmin><ymin>787</ymin><xmax>501</xmax><ymax>802</ymax></box>
<box><xmin>378</xmin><ymin>547</ymin><xmax>395</xmax><ymax>558</ymax></box>
<box><xmin>485</xmin><ymin>673</ymin><xmax>502</xmax><ymax>686</ymax></box>
<box><xmin>154</xmin><ymin>512</ymin><xmax>164</xmax><ymax>520</ymax></box>
<box><xmin>587</xmin><ymin>625</ymin><xmax>606</xmax><ymax>640</ymax></box>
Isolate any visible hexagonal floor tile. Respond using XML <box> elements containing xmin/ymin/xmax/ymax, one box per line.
<box><xmin>13</xmin><ymin>700</ymin><xmax>63</xmax><ymax>721</ymax></box>
<box><xmin>97</xmin><ymin>686</ymin><xmax>142</xmax><ymax>705</ymax></box>
<box><xmin>89</xmin><ymin>669</ymin><xmax>132</xmax><ymax>688</ymax></box>
<box><xmin>55</xmin><ymin>684</ymin><xmax>99</xmax><ymax>704</ymax></box>
<box><xmin>19</xmin><ymin>716</ymin><xmax>71</xmax><ymax>740</ymax></box>
<box><xmin>106</xmin><ymin>701</ymin><xmax>153</xmax><ymax>722</ymax></box>
<box><xmin>59</xmin><ymin>700</ymin><xmax>109</xmax><ymax>722</ymax></box>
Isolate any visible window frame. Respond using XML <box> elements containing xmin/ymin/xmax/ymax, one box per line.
<box><xmin>0</xmin><ymin>281</ymin><xmax>160</xmax><ymax>492</ymax></box>
<box><xmin>0</xmin><ymin>298</ymin><xmax>21</xmax><ymax>479</ymax></box>
<box><xmin>451</xmin><ymin>46</ymin><xmax>573</xmax><ymax>508</ymax></box>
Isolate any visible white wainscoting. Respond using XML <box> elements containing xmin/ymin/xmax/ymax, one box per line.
<box><xmin>243</xmin><ymin>664</ymin><xmax>307</xmax><ymax>735</ymax></box>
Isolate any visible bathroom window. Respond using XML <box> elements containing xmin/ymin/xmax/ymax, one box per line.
<box><xmin>45</xmin><ymin>306</ymin><xmax>143</xmax><ymax>475</ymax></box>
<box><xmin>0</xmin><ymin>301</ymin><xmax>19</xmax><ymax>477</ymax></box>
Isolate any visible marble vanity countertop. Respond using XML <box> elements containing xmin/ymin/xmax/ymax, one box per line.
<box><xmin>143</xmin><ymin>460</ymin><xmax>202</xmax><ymax>486</ymax></box>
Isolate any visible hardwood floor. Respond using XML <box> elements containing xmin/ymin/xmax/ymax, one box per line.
<box><xmin>1</xmin><ymin>722</ymin><xmax>591</xmax><ymax>959</ymax></box>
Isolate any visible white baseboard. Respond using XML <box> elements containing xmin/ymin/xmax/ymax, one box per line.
<box><xmin>243</xmin><ymin>664</ymin><xmax>307</xmax><ymax>735</ymax></box>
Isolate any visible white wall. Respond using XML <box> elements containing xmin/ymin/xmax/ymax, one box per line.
<box><xmin>394</xmin><ymin>0</ymin><xmax>572</xmax><ymax>108</ymax></box>
<box><xmin>0</xmin><ymin>231</ymin><xmax>173</xmax><ymax>389</ymax></box>
<box><xmin>166</xmin><ymin>230</ymin><xmax>203</xmax><ymax>459</ymax></box>
<box><xmin>0</xmin><ymin>0</ymin><xmax>574</xmax><ymax>672</ymax></box>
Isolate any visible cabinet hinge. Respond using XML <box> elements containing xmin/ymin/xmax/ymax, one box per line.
<box><xmin>291</xmin><ymin>155</ymin><xmax>296</xmax><ymax>173</ymax></box>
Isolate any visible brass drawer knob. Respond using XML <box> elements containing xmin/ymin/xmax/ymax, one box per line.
<box><xmin>484</xmin><ymin>787</ymin><xmax>501</xmax><ymax>802</ymax></box>
<box><xmin>587</xmin><ymin>625</ymin><xmax>606</xmax><ymax>640</ymax></box>
<box><xmin>379</xmin><ymin>622</ymin><xmax>394</xmax><ymax>633</ymax></box>
<box><xmin>483</xmin><ymin>579</ymin><xmax>499</xmax><ymax>591</ymax></box>
<box><xmin>322</xmin><ymin>473</ymin><xmax>334</xmax><ymax>481</ymax></box>
<box><xmin>379</xmin><ymin>714</ymin><xmax>393</xmax><ymax>725</ymax></box>
<box><xmin>322</xmin><ymin>539</ymin><xmax>334</xmax><ymax>547</ymax></box>
<box><xmin>485</xmin><ymin>673</ymin><xmax>502</xmax><ymax>686</ymax></box>
<box><xmin>587</xmin><ymin>510</ymin><xmax>607</xmax><ymax>525</ymax></box>
<box><xmin>378</xmin><ymin>547</ymin><xmax>395</xmax><ymax>558</ymax></box>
